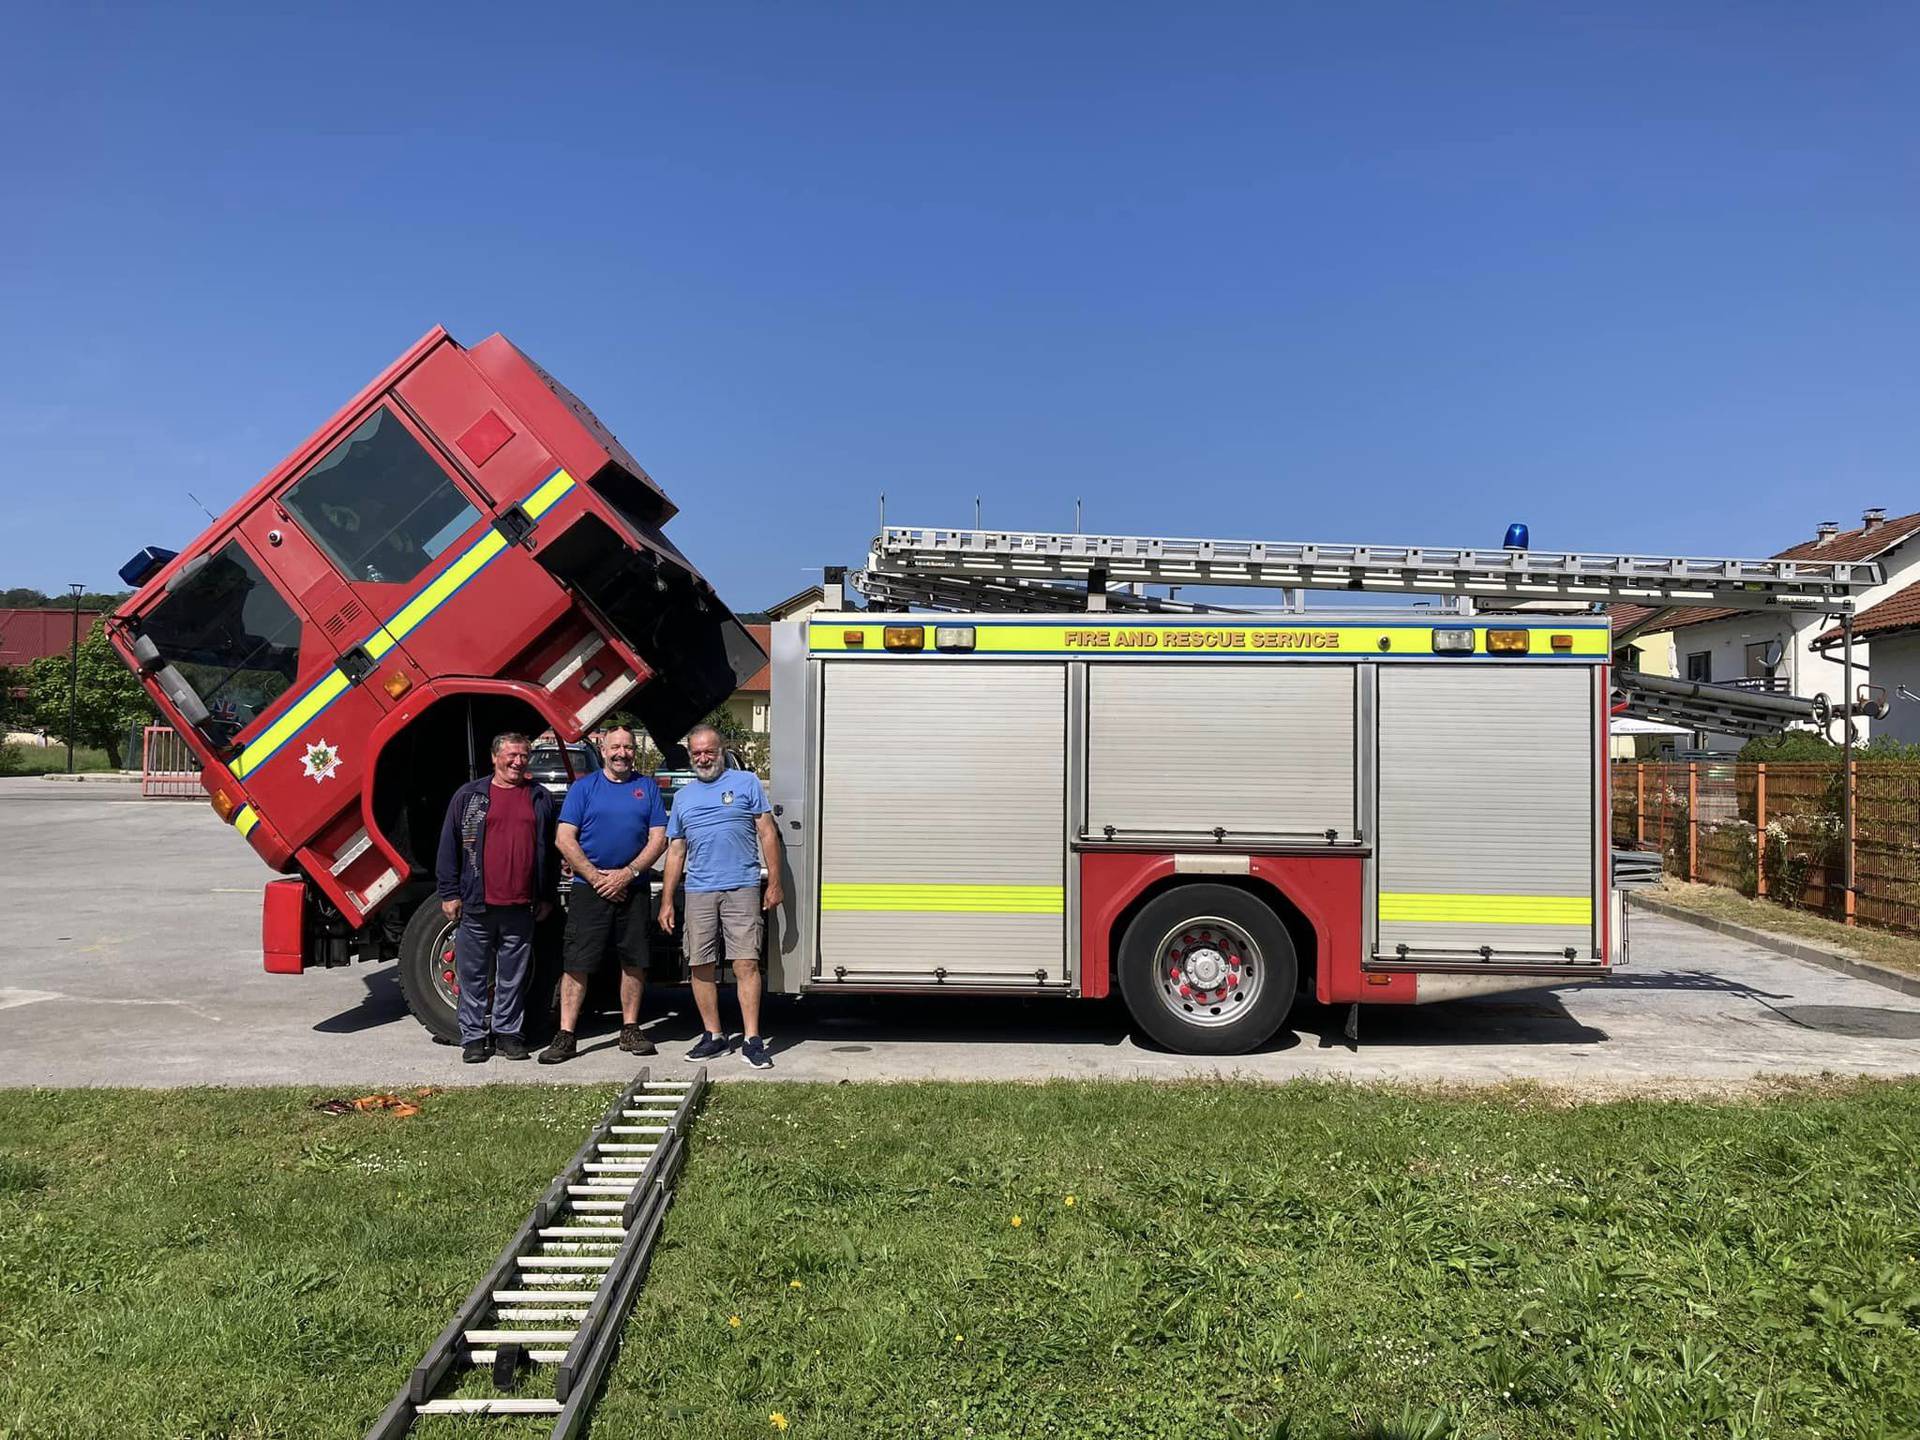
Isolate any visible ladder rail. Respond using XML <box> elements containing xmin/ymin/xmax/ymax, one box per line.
<box><xmin>863</xmin><ymin>525</ymin><xmax>1881</xmax><ymax>611</ymax></box>
<box><xmin>367</xmin><ymin>1068</ymin><xmax>706</xmax><ymax>1440</ymax></box>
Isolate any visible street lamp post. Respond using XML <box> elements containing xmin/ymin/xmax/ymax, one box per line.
<box><xmin>66</xmin><ymin>583</ymin><xmax>83</xmax><ymax>774</ymax></box>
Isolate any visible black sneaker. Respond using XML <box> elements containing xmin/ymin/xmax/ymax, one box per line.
<box><xmin>462</xmin><ymin>1039</ymin><xmax>491</xmax><ymax>1064</ymax></box>
<box><xmin>495</xmin><ymin>1033</ymin><xmax>531</xmax><ymax>1061</ymax></box>
<box><xmin>740</xmin><ymin>1036</ymin><xmax>772</xmax><ymax>1070</ymax></box>
<box><xmin>619</xmin><ymin>1024</ymin><xmax>657</xmax><ymax>1056</ymax></box>
<box><xmin>538</xmin><ymin>1030</ymin><xmax>578</xmax><ymax>1065</ymax></box>
<box><xmin>685</xmin><ymin>1032</ymin><xmax>728</xmax><ymax>1062</ymax></box>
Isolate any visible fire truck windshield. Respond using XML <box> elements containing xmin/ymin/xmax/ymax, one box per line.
<box><xmin>140</xmin><ymin>542</ymin><xmax>302</xmax><ymax>740</ymax></box>
<box><xmin>283</xmin><ymin>407</ymin><xmax>478</xmax><ymax>586</ymax></box>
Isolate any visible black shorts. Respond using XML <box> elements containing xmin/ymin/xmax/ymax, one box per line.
<box><xmin>562</xmin><ymin>885</ymin><xmax>650</xmax><ymax>975</ymax></box>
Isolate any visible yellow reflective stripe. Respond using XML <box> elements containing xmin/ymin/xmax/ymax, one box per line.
<box><xmin>234</xmin><ymin>805</ymin><xmax>259</xmax><ymax>837</ymax></box>
<box><xmin>1379</xmin><ymin>893</ymin><xmax>1592</xmax><ymax>925</ymax></box>
<box><xmin>381</xmin><ymin>529</ymin><xmax>507</xmax><ymax>645</ymax></box>
<box><xmin>523</xmin><ymin>471</ymin><xmax>576</xmax><ymax>518</ymax></box>
<box><xmin>809</xmin><ymin>621</ymin><xmax>1611</xmax><ymax>657</ymax></box>
<box><xmin>232</xmin><ymin>668</ymin><xmax>350</xmax><ymax>778</ymax></box>
<box><xmin>820</xmin><ymin>883</ymin><xmax>1064</xmax><ymax>914</ymax></box>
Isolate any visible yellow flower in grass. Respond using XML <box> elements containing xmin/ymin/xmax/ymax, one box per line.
<box><xmin>1010</xmin><ymin>1215</ymin><xmax>1022</xmax><ymax>1227</ymax></box>
<box><xmin>729</xmin><ymin>1314</ymin><xmax>742</xmax><ymax>1329</ymax></box>
<box><xmin>1064</xmin><ymin>1195</ymin><xmax>1076</xmax><ymax>1207</ymax></box>
<box><xmin>770</xmin><ymin>1414</ymin><xmax>789</xmax><ymax>1431</ymax></box>
<box><xmin>790</xmin><ymin>1279</ymin><xmax>804</xmax><ymax>1289</ymax></box>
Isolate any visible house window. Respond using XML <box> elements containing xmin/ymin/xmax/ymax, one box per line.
<box><xmin>1685</xmin><ymin>651</ymin><xmax>1712</xmax><ymax>682</ymax></box>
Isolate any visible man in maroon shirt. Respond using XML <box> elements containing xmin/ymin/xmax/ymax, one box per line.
<box><xmin>434</xmin><ymin>732</ymin><xmax>559</xmax><ymax>1062</ymax></box>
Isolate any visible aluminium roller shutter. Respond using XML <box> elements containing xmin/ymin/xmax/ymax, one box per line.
<box><xmin>1375</xmin><ymin>665</ymin><xmax>1600</xmax><ymax>961</ymax></box>
<box><xmin>817</xmin><ymin>662</ymin><xmax>1066</xmax><ymax>982</ymax></box>
<box><xmin>1087</xmin><ymin>664</ymin><xmax>1357</xmax><ymax>840</ymax></box>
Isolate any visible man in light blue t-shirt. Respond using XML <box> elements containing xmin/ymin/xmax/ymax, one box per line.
<box><xmin>658</xmin><ymin>724</ymin><xmax>784</xmax><ymax>1069</ymax></box>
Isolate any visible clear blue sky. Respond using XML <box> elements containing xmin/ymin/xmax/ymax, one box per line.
<box><xmin>4</xmin><ymin>4</ymin><xmax>1916</xmax><ymax>608</ymax></box>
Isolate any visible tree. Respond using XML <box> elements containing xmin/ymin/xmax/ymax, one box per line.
<box><xmin>21</xmin><ymin>620</ymin><xmax>153</xmax><ymax>768</ymax></box>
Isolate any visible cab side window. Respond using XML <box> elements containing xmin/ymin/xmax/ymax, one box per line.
<box><xmin>284</xmin><ymin>408</ymin><xmax>479</xmax><ymax>586</ymax></box>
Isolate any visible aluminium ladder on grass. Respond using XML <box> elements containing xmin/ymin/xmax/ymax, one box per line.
<box><xmin>856</xmin><ymin>525</ymin><xmax>1882</xmax><ymax>612</ymax></box>
<box><xmin>366</xmin><ymin>1067</ymin><xmax>706</xmax><ymax>1440</ymax></box>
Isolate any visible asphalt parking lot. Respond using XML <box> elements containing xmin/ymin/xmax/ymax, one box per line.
<box><xmin>5</xmin><ymin>777</ymin><xmax>1920</xmax><ymax>1090</ymax></box>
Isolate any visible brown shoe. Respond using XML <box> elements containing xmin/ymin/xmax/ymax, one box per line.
<box><xmin>538</xmin><ymin>1030</ymin><xmax>577</xmax><ymax>1065</ymax></box>
<box><xmin>619</xmin><ymin>1023</ymin><xmax>657</xmax><ymax>1056</ymax></box>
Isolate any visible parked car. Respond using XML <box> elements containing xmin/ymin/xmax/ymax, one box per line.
<box><xmin>529</xmin><ymin>740</ymin><xmax>598</xmax><ymax>797</ymax></box>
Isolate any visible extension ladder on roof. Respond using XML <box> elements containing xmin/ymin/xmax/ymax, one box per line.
<box><xmin>856</xmin><ymin>525</ymin><xmax>1881</xmax><ymax>612</ymax></box>
<box><xmin>366</xmin><ymin>1068</ymin><xmax>705</xmax><ymax>1440</ymax></box>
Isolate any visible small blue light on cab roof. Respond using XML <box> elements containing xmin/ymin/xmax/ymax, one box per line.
<box><xmin>1503</xmin><ymin>523</ymin><xmax>1529</xmax><ymax>550</ymax></box>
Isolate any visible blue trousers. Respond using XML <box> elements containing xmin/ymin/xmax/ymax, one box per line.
<box><xmin>454</xmin><ymin>905</ymin><xmax>534</xmax><ymax>1044</ymax></box>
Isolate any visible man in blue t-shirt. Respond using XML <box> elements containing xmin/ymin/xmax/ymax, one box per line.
<box><xmin>540</xmin><ymin>726</ymin><xmax>668</xmax><ymax>1065</ymax></box>
<box><xmin>658</xmin><ymin>724</ymin><xmax>784</xmax><ymax>1069</ymax></box>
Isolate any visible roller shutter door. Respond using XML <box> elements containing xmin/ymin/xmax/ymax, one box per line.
<box><xmin>1375</xmin><ymin>666</ymin><xmax>1599</xmax><ymax>961</ymax></box>
<box><xmin>818</xmin><ymin>663</ymin><xmax>1066</xmax><ymax>982</ymax></box>
<box><xmin>1087</xmin><ymin>664</ymin><xmax>1357</xmax><ymax>840</ymax></box>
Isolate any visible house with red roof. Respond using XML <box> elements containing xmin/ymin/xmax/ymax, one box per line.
<box><xmin>1622</xmin><ymin>507</ymin><xmax>1920</xmax><ymax>749</ymax></box>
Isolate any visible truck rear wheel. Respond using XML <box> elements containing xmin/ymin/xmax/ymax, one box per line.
<box><xmin>398</xmin><ymin>900</ymin><xmax>462</xmax><ymax>1043</ymax></box>
<box><xmin>1117</xmin><ymin>884</ymin><xmax>1297</xmax><ymax>1055</ymax></box>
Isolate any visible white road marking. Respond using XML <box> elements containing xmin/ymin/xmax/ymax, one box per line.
<box><xmin>0</xmin><ymin>987</ymin><xmax>224</xmax><ymax>1022</ymax></box>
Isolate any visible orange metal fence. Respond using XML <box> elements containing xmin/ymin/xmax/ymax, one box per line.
<box><xmin>1612</xmin><ymin>759</ymin><xmax>1920</xmax><ymax>937</ymax></box>
<box><xmin>140</xmin><ymin>725</ymin><xmax>201</xmax><ymax>799</ymax></box>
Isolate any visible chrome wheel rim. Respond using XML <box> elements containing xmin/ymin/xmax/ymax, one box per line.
<box><xmin>431</xmin><ymin>918</ymin><xmax>460</xmax><ymax>1012</ymax></box>
<box><xmin>1152</xmin><ymin>916</ymin><xmax>1262</xmax><ymax>1029</ymax></box>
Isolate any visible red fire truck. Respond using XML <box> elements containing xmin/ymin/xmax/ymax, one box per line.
<box><xmin>108</xmin><ymin>328</ymin><xmax>762</xmax><ymax>1040</ymax></box>
<box><xmin>111</xmin><ymin>330</ymin><xmax>1882</xmax><ymax>1056</ymax></box>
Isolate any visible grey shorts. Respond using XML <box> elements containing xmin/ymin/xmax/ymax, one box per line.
<box><xmin>684</xmin><ymin>885</ymin><xmax>763</xmax><ymax>967</ymax></box>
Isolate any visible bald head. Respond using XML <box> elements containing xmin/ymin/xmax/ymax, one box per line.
<box><xmin>600</xmin><ymin>725</ymin><xmax>637</xmax><ymax>779</ymax></box>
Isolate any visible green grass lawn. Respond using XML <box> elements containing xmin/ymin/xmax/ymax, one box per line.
<box><xmin>0</xmin><ymin>744</ymin><xmax>114</xmax><ymax>775</ymax></box>
<box><xmin>3</xmin><ymin>1082</ymin><xmax>1919</xmax><ymax>1440</ymax></box>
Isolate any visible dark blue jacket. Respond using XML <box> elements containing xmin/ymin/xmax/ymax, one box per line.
<box><xmin>435</xmin><ymin>777</ymin><xmax>559</xmax><ymax>911</ymax></box>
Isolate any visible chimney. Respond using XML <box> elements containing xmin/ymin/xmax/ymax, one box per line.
<box><xmin>1862</xmin><ymin>506</ymin><xmax>1886</xmax><ymax>532</ymax></box>
<box><xmin>1815</xmin><ymin>521</ymin><xmax>1840</xmax><ymax>545</ymax></box>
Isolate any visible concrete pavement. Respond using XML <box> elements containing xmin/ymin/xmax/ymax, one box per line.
<box><xmin>4</xmin><ymin>778</ymin><xmax>1920</xmax><ymax>1090</ymax></box>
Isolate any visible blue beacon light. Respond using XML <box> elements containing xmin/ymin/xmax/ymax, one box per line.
<box><xmin>1503</xmin><ymin>522</ymin><xmax>1529</xmax><ymax>551</ymax></box>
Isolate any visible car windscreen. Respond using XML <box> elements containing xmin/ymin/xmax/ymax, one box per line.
<box><xmin>283</xmin><ymin>407</ymin><xmax>479</xmax><ymax>586</ymax></box>
<box><xmin>139</xmin><ymin>542</ymin><xmax>303</xmax><ymax>737</ymax></box>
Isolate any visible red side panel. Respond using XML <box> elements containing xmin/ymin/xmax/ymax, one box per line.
<box><xmin>1078</xmin><ymin>852</ymin><xmax>1176</xmax><ymax>998</ymax></box>
<box><xmin>262</xmin><ymin>878</ymin><xmax>307</xmax><ymax>974</ymax></box>
<box><xmin>1076</xmin><ymin>851</ymin><xmax>1395</xmax><ymax>1003</ymax></box>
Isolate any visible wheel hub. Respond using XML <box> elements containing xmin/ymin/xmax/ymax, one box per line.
<box><xmin>1155</xmin><ymin>919</ymin><xmax>1261</xmax><ymax>1029</ymax></box>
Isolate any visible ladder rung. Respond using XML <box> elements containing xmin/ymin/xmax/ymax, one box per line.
<box><xmin>585</xmin><ymin>1162</ymin><xmax>651</xmax><ymax>1172</ymax></box>
<box><xmin>505</xmin><ymin>1276</ymin><xmax>602</xmax><ymax>1290</ymax></box>
<box><xmin>494</xmin><ymin>1289</ymin><xmax>600</xmax><ymax>1303</ymax></box>
<box><xmin>519</xmin><ymin>1255</ymin><xmax>615</xmax><ymax>1268</ymax></box>
<box><xmin>494</xmin><ymin>1309</ymin><xmax>591</xmax><ymax>1322</ymax></box>
<box><xmin>599</xmin><ymin>1143</ymin><xmax>657</xmax><ymax>1152</ymax></box>
<box><xmin>566</xmin><ymin>1200</ymin><xmax>627</xmax><ymax>1211</ymax></box>
<box><xmin>568</xmin><ymin>1183</ymin><xmax>636</xmax><ymax>1195</ymax></box>
<box><xmin>464</xmin><ymin>1348</ymin><xmax>570</xmax><ymax>1366</ymax></box>
<box><xmin>416</xmin><ymin>1398</ymin><xmax>564</xmax><ymax>1416</ymax></box>
<box><xmin>540</xmin><ymin>1227</ymin><xmax>629</xmax><ymax>1238</ymax></box>
<box><xmin>642</xmin><ymin>1081</ymin><xmax>694</xmax><ymax>1089</ymax></box>
<box><xmin>464</xmin><ymin>1328</ymin><xmax>580</xmax><ymax>1345</ymax></box>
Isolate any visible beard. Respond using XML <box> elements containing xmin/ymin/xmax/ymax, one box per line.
<box><xmin>690</xmin><ymin>756</ymin><xmax>724</xmax><ymax>781</ymax></box>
